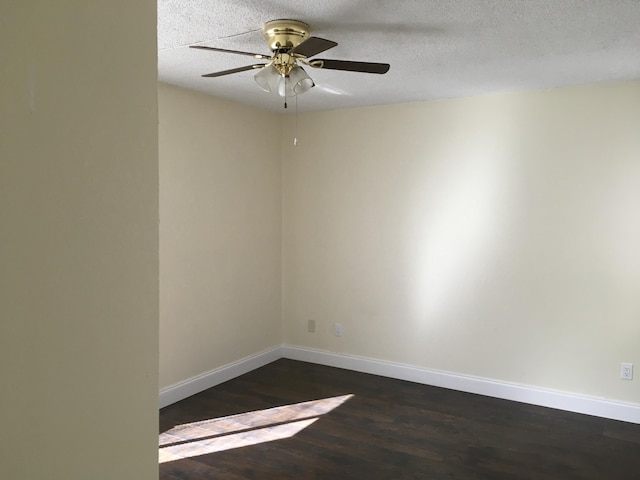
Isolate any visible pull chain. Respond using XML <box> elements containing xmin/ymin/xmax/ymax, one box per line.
<box><xmin>293</xmin><ymin>94</ymin><xmax>298</xmax><ymax>146</ymax></box>
<box><xmin>284</xmin><ymin>75</ymin><xmax>288</xmax><ymax>109</ymax></box>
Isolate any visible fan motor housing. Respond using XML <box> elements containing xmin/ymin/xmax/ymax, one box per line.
<box><xmin>263</xmin><ymin>20</ymin><xmax>310</xmax><ymax>52</ymax></box>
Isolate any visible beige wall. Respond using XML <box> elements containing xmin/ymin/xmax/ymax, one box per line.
<box><xmin>159</xmin><ymin>84</ymin><xmax>282</xmax><ymax>389</ymax></box>
<box><xmin>0</xmin><ymin>2</ymin><xmax>158</xmax><ymax>479</ymax></box>
<box><xmin>283</xmin><ymin>81</ymin><xmax>640</xmax><ymax>404</ymax></box>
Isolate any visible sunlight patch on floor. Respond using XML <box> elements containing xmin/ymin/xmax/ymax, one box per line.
<box><xmin>159</xmin><ymin>393</ymin><xmax>354</xmax><ymax>463</ymax></box>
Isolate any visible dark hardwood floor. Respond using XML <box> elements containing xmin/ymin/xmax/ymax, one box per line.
<box><xmin>159</xmin><ymin>359</ymin><xmax>640</xmax><ymax>479</ymax></box>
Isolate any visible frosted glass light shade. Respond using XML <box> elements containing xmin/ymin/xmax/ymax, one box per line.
<box><xmin>277</xmin><ymin>76</ymin><xmax>295</xmax><ymax>97</ymax></box>
<box><xmin>254</xmin><ymin>64</ymin><xmax>281</xmax><ymax>92</ymax></box>
<box><xmin>290</xmin><ymin>66</ymin><xmax>314</xmax><ymax>94</ymax></box>
<box><xmin>277</xmin><ymin>66</ymin><xmax>314</xmax><ymax>97</ymax></box>
<box><xmin>257</xmin><ymin>64</ymin><xmax>314</xmax><ymax>97</ymax></box>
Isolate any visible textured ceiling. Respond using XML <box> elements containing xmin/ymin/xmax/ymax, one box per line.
<box><xmin>158</xmin><ymin>0</ymin><xmax>640</xmax><ymax>113</ymax></box>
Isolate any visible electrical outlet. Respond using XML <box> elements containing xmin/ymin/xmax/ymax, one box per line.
<box><xmin>621</xmin><ymin>363</ymin><xmax>633</xmax><ymax>380</ymax></box>
<box><xmin>307</xmin><ymin>319</ymin><xmax>316</xmax><ymax>333</ymax></box>
<box><xmin>334</xmin><ymin>322</ymin><xmax>343</xmax><ymax>337</ymax></box>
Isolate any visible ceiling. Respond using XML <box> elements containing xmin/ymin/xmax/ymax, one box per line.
<box><xmin>158</xmin><ymin>0</ymin><xmax>640</xmax><ymax>113</ymax></box>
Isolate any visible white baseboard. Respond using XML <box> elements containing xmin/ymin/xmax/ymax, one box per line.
<box><xmin>159</xmin><ymin>344</ymin><xmax>640</xmax><ymax>424</ymax></box>
<box><xmin>282</xmin><ymin>345</ymin><xmax>640</xmax><ymax>424</ymax></box>
<box><xmin>159</xmin><ymin>346</ymin><xmax>283</xmax><ymax>408</ymax></box>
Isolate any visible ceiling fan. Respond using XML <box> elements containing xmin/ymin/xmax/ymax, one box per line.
<box><xmin>190</xmin><ymin>19</ymin><xmax>390</xmax><ymax>102</ymax></box>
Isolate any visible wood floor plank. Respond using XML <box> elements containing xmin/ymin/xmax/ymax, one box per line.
<box><xmin>159</xmin><ymin>359</ymin><xmax>640</xmax><ymax>479</ymax></box>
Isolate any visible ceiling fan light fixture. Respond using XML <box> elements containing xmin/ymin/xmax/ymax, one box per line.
<box><xmin>277</xmin><ymin>76</ymin><xmax>294</xmax><ymax>98</ymax></box>
<box><xmin>276</xmin><ymin>66</ymin><xmax>314</xmax><ymax>98</ymax></box>
<box><xmin>254</xmin><ymin>64</ymin><xmax>281</xmax><ymax>92</ymax></box>
<box><xmin>290</xmin><ymin>66</ymin><xmax>314</xmax><ymax>94</ymax></box>
<box><xmin>193</xmin><ymin>20</ymin><xmax>389</xmax><ymax>107</ymax></box>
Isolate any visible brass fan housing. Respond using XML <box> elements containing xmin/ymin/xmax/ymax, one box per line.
<box><xmin>263</xmin><ymin>20</ymin><xmax>310</xmax><ymax>52</ymax></box>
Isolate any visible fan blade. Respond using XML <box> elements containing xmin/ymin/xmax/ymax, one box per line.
<box><xmin>201</xmin><ymin>64</ymin><xmax>265</xmax><ymax>78</ymax></box>
<box><xmin>312</xmin><ymin>59</ymin><xmax>390</xmax><ymax>74</ymax></box>
<box><xmin>190</xmin><ymin>45</ymin><xmax>271</xmax><ymax>60</ymax></box>
<box><xmin>289</xmin><ymin>37</ymin><xmax>337</xmax><ymax>58</ymax></box>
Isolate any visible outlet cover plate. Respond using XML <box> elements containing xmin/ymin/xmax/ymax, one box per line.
<box><xmin>334</xmin><ymin>322</ymin><xmax>343</xmax><ymax>337</ymax></box>
<box><xmin>621</xmin><ymin>363</ymin><xmax>633</xmax><ymax>380</ymax></box>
